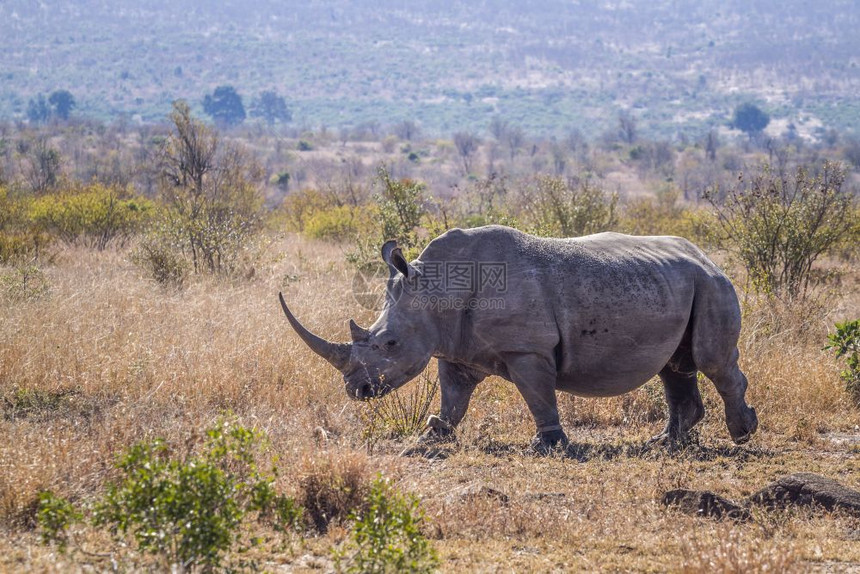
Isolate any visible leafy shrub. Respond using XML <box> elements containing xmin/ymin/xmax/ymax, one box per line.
<box><xmin>705</xmin><ymin>161</ymin><xmax>856</xmax><ymax>298</ymax></box>
<box><xmin>620</xmin><ymin>186</ymin><xmax>710</xmax><ymax>241</ymax></box>
<box><xmin>0</xmin><ymin>231</ymin><xmax>51</xmax><ymax>265</ymax></box>
<box><xmin>276</xmin><ymin>188</ymin><xmax>334</xmax><ymax>233</ymax></box>
<box><xmin>335</xmin><ymin>477</ymin><xmax>438</xmax><ymax>574</ymax></box>
<box><xmin>825</xmin><ymin>319</ymin><xmax>860</xmax><ymax>405</ymax></box>
<box><xmin>36</xmin><ymin>491</ymin><xmax>82</xmax><ymax>551</ymax></box>
<box><xmin>346</xmin><ymin>167</ymin><xmax>433</xmax><ymax>267</ymax></box>
<box><xmin>305</xmin><ymin>205</ymin><xmax>377</xmax><ymax>242</ymax></box>
<box><xmin>153</xmin><ymin>101</ymin><xmax>265</xmax><ymax>277</ymax></box>
<box><xmin>0</xmin><ymin>186</ymin><xmax>51</xmax><ymax>264</ymax></box>
<box><xmin>270</xmin><ymin>171</ymin><xmax>291</xmax><ymax>190</ymax></box>
<box><xmin>29</xmin><ymin>182</ymin><xmax>154</xmax><ymax>249</ymax></box>
<box><xmin>375</xmin><ymin>167</ymin><xmax>429</xmax><ymax>256</ymax></box>
<box><xmin>452</xmin><ymin>174</ymin><xmax>519</xmax><ymax>230</ymax></box>
<box><xmin>519</xmin><ymin>175</ymin><xmax>618</xmax><ymax>237</ymax></box>
<box><xmin>94</xmin><ymin>419</ymin><xmax>301</xmax><ymax>570</ymax></box>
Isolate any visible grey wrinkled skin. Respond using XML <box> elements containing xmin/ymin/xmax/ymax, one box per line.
<box><xmin>279</xmin><ymin>225</ymin><xmax>758</xmax><ymax>452</ymax></box>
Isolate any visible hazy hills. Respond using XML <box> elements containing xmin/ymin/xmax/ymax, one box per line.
<box><xmin>1</xmin><ymin>0</ymin><xmax>858</xmax><ymax>138</ymax></box>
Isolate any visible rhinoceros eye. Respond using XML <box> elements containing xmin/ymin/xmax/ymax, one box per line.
<box><xmin>386</xmin><ymin>340</ymin><xmax>397</xmax><ymax>348</ymax></box>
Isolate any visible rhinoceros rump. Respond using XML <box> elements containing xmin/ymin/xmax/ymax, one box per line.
<box><xmin>280</xmin><ymin>225</ymin><xmax>758</xmax><ymax>451</ymax></box>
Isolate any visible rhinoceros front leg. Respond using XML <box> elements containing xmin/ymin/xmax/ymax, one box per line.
<box><xmin>417</xmin><ymin>360</ymin><xmax>484</xmax><ymax>444</ymax></box>
<box><xmin>505</xmin><ymin>352</ymin><xmax>569</xmax><ymax>454</ymax></box>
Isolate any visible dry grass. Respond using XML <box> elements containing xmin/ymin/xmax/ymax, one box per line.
<box><xmin>1</xmin><ymin>234</ymin><xmax>859</xmax><ymax>572</ymax></box>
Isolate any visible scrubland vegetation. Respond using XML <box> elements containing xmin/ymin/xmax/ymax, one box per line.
<box><xmin>4</xmin><ymin>1</ymin><xmax>860</xmax><ymax>138</ymax></box>
<box><xmin>1</xmin><ymin>104</ymin><xmax>859</xmax><ymax>572</ymax></box>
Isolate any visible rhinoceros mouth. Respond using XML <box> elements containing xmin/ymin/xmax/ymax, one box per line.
<box><xmin>344</xmin><ymin>360</ymin><xmax>429</xmax><ymax>400</ymax></box>
<box><xmin>345</xmin><ymin>373</ymin><xmax>385</xmax><ymax>401</ymax></box>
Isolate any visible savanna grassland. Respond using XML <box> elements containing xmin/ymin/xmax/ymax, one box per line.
<box><xmin>1</xmin><ymin>236</ymin><xmax>859</xmax><ymax>572</ymax></box>
<box><xmin>1</xmin><ymin>108</ymin><xmax>860</xmax><ymax>572</ymax></box>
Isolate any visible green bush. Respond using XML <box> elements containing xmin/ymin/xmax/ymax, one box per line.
<box><xmin>29</xmin><ymin>182</ymin><xmax>154</xmax><ymax>250</ymax></box>
<box><xmin>276</xmin><ymin>188</ymin><xmax>334</xmax><ymax>233</ymax></box>
<box><xmin>705</xmin><ymin>161</ymin><xmax>856</xmax><ymax>298</ymax></box>
<box><xmin>36</xmin><ymin>491</ymin><xmax>82</xmax><ymax>551</ymax></box>
<box><xmin>0</xmin><ymin>186</ymin><xmax>51</xmax><ymax>264</ymax></box>
<box><xmin>825</xmin><ymin>319</ymin><xmax>860</xmax><ymax>406</ymax></box>
<box><xmin>519</xmin><ymin>175</ymin><xmax>618</xmax><ymax>237</ymax></box>
<box><xmin>335</xmin><ymin>477</ymin><xmax>438</xmax><ymax>574</ymax></box>
<box><xmin>620</xmin><ymin>186</ymin><xmax>712</xmax><ymax>243</ymax></box>
<box><xmin>153</xmin><ymin>101</ymin><xmax>265</xmax><ymax>277</ymax></box>
<box><xmin>305</xmin><ymin>205</ymin><xmax>377</xmax><ymax>242</ymax></box>
<box><xmin>346</xmin><ymin>167</ymin><xmax>434</xmax><ymax>267</ymax></box>
<box><xmin>0</xmin><ymin>231</ymin><xmax>51</xmax><ymax>264</ymax></box>
<box><xmin>375</xmin><ymin>167</ymin><xmax>428</xmax><ymax>256</ymax></box>
<box><xmin>94</xmin><ymin>419</ymin><xmax>302</xmax><ymax>570</ymax></box>
<box><xmin>449</xmin><ymin>175</ymin><xmax>519</xmax><ymax>231</ymax></box>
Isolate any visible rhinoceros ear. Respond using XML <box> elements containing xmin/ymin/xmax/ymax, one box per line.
<box><xmin>381</xmin><ymin>239</ymin><xmax>411</xmax><ymax>278</ymax></box>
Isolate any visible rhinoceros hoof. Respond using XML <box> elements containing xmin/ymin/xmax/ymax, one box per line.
<box><xmin>530</xmin><ymin>429</ymin><xmax>570</xmax><ymax>455</ymax></box>
<box><xmin>399</xmin><ymin>444</ymin><xmax>450</xmax><ymax>459</ymax></box>
<box><xmin>728</xmin><ymin>406</ymin><xmax>758</xmax><ymax>444</ymax></box>
<box><xmin>417</xmin><ymin>421</ymin><xmax>456</xmax><ymax>446</ymax></box>
<box><xmin>647</xmin><ymin>429</ymin><xmax>699</xmax><ymax>450</ymax></box>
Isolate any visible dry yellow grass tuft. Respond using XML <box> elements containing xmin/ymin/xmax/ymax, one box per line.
<box><xmin>1</xmin><ymin>234</ymin><xmax>859</xmax><ymax>571</ymax></box>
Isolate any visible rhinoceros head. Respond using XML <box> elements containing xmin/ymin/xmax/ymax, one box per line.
<box><xmin>279</xmin><ymin>240</ymin><xmax>435</xmax><ymax>400</ymax></box>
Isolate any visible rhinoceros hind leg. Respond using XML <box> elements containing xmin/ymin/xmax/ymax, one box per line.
<box><xmin>695</xmin><ymin>350</ymin><xmax>758</xmax><ymax>444</ymax></box>
<box><xmin>649</xmin><ymin>367</ymin><xmax>705</xmax><ymax>445</ymax></box>
<box><xmin>690</xmin><ymin>281</ymin><xmax>758</xmax><ymax>444</ymax></box>
<box><xmin>709</xmin><ymin>362</ymin><xmax>758</xmax><ymax>444</ymax></box>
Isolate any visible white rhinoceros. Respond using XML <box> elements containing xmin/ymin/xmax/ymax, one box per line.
<box><xmin>280</xmin><ymin>225</ymin><xmax>758</xmax><ymax>451</ymax></box>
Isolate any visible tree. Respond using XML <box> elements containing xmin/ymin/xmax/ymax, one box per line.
<box><xmin>488</xmin><ymin>116</ymin><xmax>509</xmax><ymax>141</ymax></box>
<box><xmin>48</xmin><ymin>90</ymin><xmax>75</xmax><ymax>121</ymax></box>
<box><xmin>618</xmin><ymin>111</ymin><xmax>637</xmax><ymax>144</ymax></box>
<box><xmin>393</xmin><ymin>120</ymin><xmax>420</xmax><ymax>141</ymax></box>
<box><xmin>250</xmin><ymin>90</ymin><xmax>291</xmax><ymax>126</ymax></box>
<box><xmin>505</xmin><ymin>125</ymin><xmax>525</xmax><ymax>161</ymax></box>
<box><xmin>203</xmin><ymin>85</ymin><xmax>246</xmax><ymax>128</ymax></box>
<box><xmin>27</xmin><ymin>94</ymin><xmax>50</xmax><ymax>124</ymax></box>
<box><xmin>732</xmin><ymin>103</ymin><xmax>770</xmax><ymax>140</ymax></box>
<box><xmin>17</xmin><ymin>137</ymin><xmax>62</xmax><ymax>193</ymax></box>
<box><xmin>705</xmin><ymin>130</ymin><xmax>719</xmax><ymax>162</ymax></box>
<box><xmin>154</xmin><ymin>101</ymin><xmax>263</xmax><ymax>275</ymax></box>
<box><xmin>705</xmin><ymin>161</ymin><xmax>854</xmax><ymax>298</ymax></box>
<box><xmin>453</xmin><ymin>131</ymin><xmax>480</xmax><ymax>175</ymax></box>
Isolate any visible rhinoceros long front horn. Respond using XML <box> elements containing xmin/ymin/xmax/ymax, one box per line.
<box><xmin>278</xmin><ymin>292</ymin><xmax>351</xmax><ymax>371</ymax></box>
